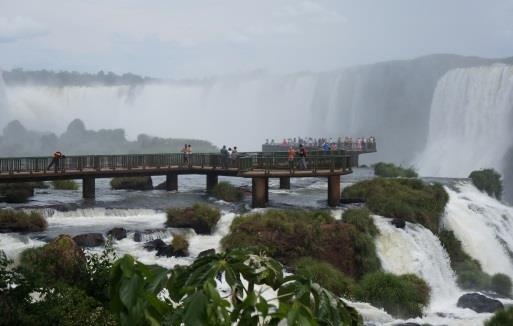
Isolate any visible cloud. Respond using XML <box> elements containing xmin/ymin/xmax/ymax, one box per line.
<box><xmin>274</xmin><ymin>0</ymin><xmax>346</xmax><ymax>24</ymax></box>
<box><xmin>0</xmin><ymin>16</ymin><xmax>48</xmax><ymax>43</ymax></box>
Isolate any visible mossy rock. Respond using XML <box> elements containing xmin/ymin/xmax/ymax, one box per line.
<box><xmin>171</xmin><ymin>234</ymin><xmax>189</xmax><ymax>257</ymax></box>
<box><xmin>469</xmin><ymin>169</ymin><xmax>503</xmax><ymax>200</ymax></box>
<box><xmin>342</xmin><ymin>178</ymin><xmax>448</xmax><ymax>233</ymax></box>
<box><xmin>211</xmin><ymin>181</ymin><xmax>244</xmax><ymax>202</ymax></box>
<box><xmin>166</xmin><ymin>203</ymin><xmax>221</xmax><ymax>234</ymax></box>
<box><xmin>52</xmin><ymin>180</ymin><xmax>79</xmax><ymax>190</ymax></box>
<box><xmin>0</xmin><ymin>183</ymin><xmax>36</xmax><ymax>203</ymax></box>
<box><xmin>110</xmin><ymin>176</ymin><xmax>153</xmax><ymax>190</ymax></box>
<box><xmin>292</xmin><ymin>257</ymin><xmax>357</xmax><ymax>298</ymax></box>
<box><xmin>0</xmin><ymin>209</ymin><xmax>47</xmax><ymax>232</ymax></box>
<box><xmin>374</xmin><ymin>162</ymin><xmax>418</xmax><ymax>178</ymax></box>
<box><xmin>19</xmin><ymin>234</ymin><xmax>87</xmax><ymax>286</ymax></box>
<box><xmin>356</xmin><ymin>272</ymin><xmax>430</xmax><ymax>319</ymax></box>
<box><xmin>486</xmin><ymin>307</ymin><xmax>513</xmax><ymax>326</ymax></box>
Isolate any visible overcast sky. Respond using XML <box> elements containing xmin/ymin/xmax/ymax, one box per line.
<box><xmin>1</xmin><ymin>0</ymin><xmax>513</xmax><ymax>78</ymax></box>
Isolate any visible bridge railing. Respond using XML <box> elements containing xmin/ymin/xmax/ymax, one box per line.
<box><xmin>0</xmin><ymin>152</ymin><xmax>353</xmax><ymax>175</ymax></box>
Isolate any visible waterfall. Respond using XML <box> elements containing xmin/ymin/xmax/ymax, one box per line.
<box><xmin>443</xmin><ymin>182</ymin><xmax>513</xmax><ymax>277</ymax></box>
<box><xmin>373</xmin><ymin>216</ymin><xmax>460</xmax><ymax>308</ymax></box>
<box><xmin>416</xmin><ymin>64</ymin><xmax>513</xmax><ymax>178</ymax></box>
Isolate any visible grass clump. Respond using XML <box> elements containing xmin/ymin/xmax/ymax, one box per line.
<box><xmin>52</xmin><ymin>180</ymin><xmax>79</xmax><ymax>190</ymax></box>
<box><xmin>110</xmin><ymin>176</ymin><xmax>153</xmax><ymax>190</ymax></box>
<box><xmin>171</xmin><ymin>234</ymin><xmax>189</xmax><ymax>256</ymax></box>
<box><xmin>343</xmin><ymin>208</ymin><xmax>378</xmax><ymax>236</ymax></box>
<box><xmin>486</xmin><ymin>307</ymin><xmax>513</xmax><ymax>326</ymax></box>
<box><xmin>356</xmin><ymin>272</ymin><xmax>430</xmax><ymax>319</ymax></box>
<box><xmin>469</xmin><ymin>169</ymin><xmax>503</xmax><ymax>200</ymax></box>
<box><xmin>292</xmin><ymin>257</ymin><xmax>357</xmax><ymax>298</ymax></box>
<box><xmin>0</xmin><ymin>183</ymin><xmax>36</xmax><ymax>203</ymax></box>
<box><xmin>166</xmin><ymin>203</ymin><xmax>221</xmax><ymax>234</ymax></box>
<box><xmin>342</xmin><ymin>178</ymin><xmax>448</xmax><ymax>233</ymax></box>
<box><xmin>0</xmin><ymin>209</ymin><xmax>47</xmax><ymax>232</ymax></box>
<box><xmin>374</xmin><ymin>162</ymin><xmax>418</xmax><ymax>178</ymax></box>
<box><xmin>211</xmin><ymin>181</ymin><xmax>244</xmax><ymax>202</ymax></box>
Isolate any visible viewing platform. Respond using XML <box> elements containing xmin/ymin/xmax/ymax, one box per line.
<box><xmin>0</xmin><ymin>146</ymin><xmax>376</xmax><ymax>207</ymax></box>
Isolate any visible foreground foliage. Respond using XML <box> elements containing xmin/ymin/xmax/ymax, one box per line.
<box><xmin>0</xmin><ymin>209</ymin><xmax>47</xmax><ymax>232</ymax></box>
<box><xmin>211</xmin><ymin>181</ymin><xmax>245</xmax><ymax>202</ymax></box>
<box><xmin>486</xmin><ymin>307</ymin><xmax>513</xmax><ymax>326</ymax></box>
<box><xmin>342</xmin><ymin>178</ymin><xmax>448</xmax><ymax>233</ymax></box>
<box><xmin>110</xmin><ymin>248</ymin><xmax>363</xmax><ymax>325</ymax></box>
<box><xmin>373</xmin><ymin>162</ymin><xmax>418</xmax><ymax>178</ymax></box>
<box><xmin>356</xmin><ymin>272</ymin><xmax>430</xmax><ymax>319</ymax></box>
<box><xmin>166</xmin><ymin>203</ymin><xmax>221</xmax><ymax>234</ymax></box>
<box><xmin>469</xmin><ymin>169</ymin><xmax>503</xmax><ymax>200</ymax></box>
<box><xmin>52</xmin><ymin>179</ymin><xmax>80</xmax><ymax>190</ymax></box>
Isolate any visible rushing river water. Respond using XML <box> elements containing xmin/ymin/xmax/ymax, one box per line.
<box><xmin>1</xmin><ymin>169</ymin><xmax>512</xmax><ymax>325</ymax></box>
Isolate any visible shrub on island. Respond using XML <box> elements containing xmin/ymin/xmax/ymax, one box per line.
<box><xmin>171</xmin><ymin>234</ymin><xmax>189</xmax><ymax>257</ymax></box>
<box><xmin>110</xmin><ymin>176</ymin><xmax>153</xmax><ymax>190</ymax></box>
<box><xmin>0</xmin><ymin>183</ymin><xmax>36</xmax><ymax>203</ymax></box>
<box><xmin>374</xmin><ymin>162</ymin><xmax>418</xmax><ymax>178</ymax></box>
<box><xmin>166</xmin><ymin>203</ymin><xmax>221</xmax><ymax>234</ymax></box>
<box><xmin>0</xmin><ymin>209</ymin><xmax>47</xmax><ymax>232</ymax></box>
<box><xmin>469</xmin><ymin>169</ymin><xmax>503</xmax><ymax>200</ymax></box>
<box><xmin>356</xmin><ymin>272</ymin><xmax>430</xmax><ymax>319</ymax></box>
<box><xmin>292</xmin><ymin>257</ymin><xmax>358</xmax><ymax>298</ymax></box>
<box><xmin>486</xmin><ymin>307</ymin><xmax>513</xmax><ymax>326</ymax></box>
<box><xmin>52</xmin><ymin>180</ymin><xmax>79</xmax><ymax>190</ymax></box>
<box><xmin>210</xmin><ymin>181</ymin><xmax>244</xmax><ymax>202</ymax></box>
<box><xmin>342</xmin><ymin>178</ymin><xmax>448</xmax><ymax>233</ymax></box>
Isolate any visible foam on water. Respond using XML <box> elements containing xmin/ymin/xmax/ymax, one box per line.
<box><xmin>0</xmin><ymin>233</ymin><xmax>46</xmax><ymax>259</ymax></box>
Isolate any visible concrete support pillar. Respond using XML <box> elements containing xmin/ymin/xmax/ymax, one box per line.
<box><xmin>279</xmin><ymin>177</ymin><xmax>291</xmax><ymax>189</ymax></box>
<box><xmin>83</xmin><ymin>177</ymin><xmax>95</xmax><ymax>199</ymax></box>
<box><xmin>252</xmin><ymin>177</ymin><xmax>268</xmax><ymax>208</ymax></box>
<box><xmin>327</xmin><ymin>175</ymin><xmax>341</xmax><ymax>207</ymax></box>
<box><xmin>206</xmin><ymin>174</ymin><xmax>218</xmax><ymax>193</ymax></box>
<box><xmin>166</xmin><ymin>173</ymin><xmax>178</xmax><ymax>191</ymax></box>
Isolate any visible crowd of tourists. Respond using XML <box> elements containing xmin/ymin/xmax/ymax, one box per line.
<box><xmin>265</xmin><ymin>136</ymin><xmax>376</xmax><ymax>151</ymax></box>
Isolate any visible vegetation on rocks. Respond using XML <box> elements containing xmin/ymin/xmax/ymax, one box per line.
<box><xmin>343</xmin><ymin>208</ymin><xmax>379</xmax><ymax>236</ymax></box>
<box><xmin>469</xmin><ymin>169</ymin><xmax>503</xmax><ymax>200</ymax></box>
<box><xmin>171</xmin><ymin>234</ymin><xmax>189</xmax><ymax>256</ymax></box>
<box><xmin>491</xmin><ymin>273</ymin><xmax>512</xmax><ymax>297</ymax></box>
<box><xmin>0</xmin><ymin>183</ymin><xmax>36</xmax><ymax>203</ymax></box>
<box><xmin>110</xmin><ymin>176</ymin><xmax>153</xmax><ymax>190</ymax></box>
<box><xmin>166</xmin><ymin>203</ymin><xmax>221</xmax><ymax>234</ymax></box>
<box><xmin>356</xmin><ymin>272</ymin><xmax>430</xmax><ymax>319</ymax></box>
<box><xmin>52</xmin><ymin>179</ymin><xmax>79</xmax><ymax>190</ymax></box>
<box><xmin>342</xmin><ymin>178</ymin><xmax>449</xmax><ymax>233</ymax></box>
<box><xmin>486</xmin><ymin>307</ymin><xmax>513</xmax><ymax>326</ymax></box>
<box><xmin>0</xmin><ymin>209</ymin><xmax>47</xmax><ymax>232</ymax></box>
<box><xmin>374</xmin><ymin>162</ymin><xmax>418</xmax><ymax>178</ymax></box>
<box><xmin>210</xmin><ymin>181</ymin><xmax>244</xmax><ymax>202</ymax></box>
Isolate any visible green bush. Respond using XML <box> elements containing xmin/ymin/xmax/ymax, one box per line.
<box><xmin>347</xmin><ymin>226</ymin><xmax>382</xmax><ymax>277</ymax></box>
<box><xmin>110</xmin><ymin>176</ymin><xmax>153</xmax><ymax>190</ymax></box>
<box><xmin>356</xmin><ymin>272</ymin><xmax>430</xmax><ymax>319</ymax></box>
<box><xmin>491</xmin><ymin>273</ymin><xmax>512</xmax><ymax>297</ymax></box>
<box><xmin>342</xmin><ymin>178</ymin><xmax>448</xmax><ymax>233</ymax></box>
<box><xmin>0</xmin><ymin>209</ymin><xmax>47</xmax><ymax>232</ymax></box>
<box><xmin>52</xmin><ymin>179</ymin><xmax>79</xmax><ymax>190</ymax></box>
<box><xmin>342</xmin><ymin>208</ymin><xmax>379</xmax><ymax>236</ymax></box>
<box><xmin>0</xmin><ymin>183</ymin><xmax>35</xmax><ymax>203</ymax></box>
<box><xmin>171</xmin><ymin>234</ymin><xmax>189</xmax><ymax>253</ymax></box>
<box><xmin>211</xmin><ymin>181</ymin><xmax>244</xmax><ymax>202</ymax></box>
<box><xmin>486</xmin><ymin>307</ymin><xmax>513</xmax><ymax>326</ymax></box>
<box><xmin>292</xmin><ymin>257</ymin><xmax>357</xmax><ymax>298</ymax></box>
<box><xmin>469</xmin><ymin>169</ymin><xmax>503</xmax><ymax>200</ymax></box>
<box><xmin>374</xmin><ymin>162</ymin><xmax>418</xmax><ymax>178</ymax></box>
<box><xmin>166</xmin><ymin>203</ymin><xmax>221</xmax><ymax>234</ymax></box>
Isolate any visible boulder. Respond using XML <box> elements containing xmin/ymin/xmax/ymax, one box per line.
<box><xmin>144</xmin><ymin>239</ymin><xmax>173</xmax><ymax>257</ymax></box>
<box><xmin>107</xmin><ymin>227</ymin><xmax>127</xmax><ymax>240</ymax></box>
<box><xmin>73</xmin><ymin>233</ymin><xmax>105</xmax><ymax>247</ymax></box>
<box><xmin>198</xmin><ymin>248</ymin><xmax>216</xmax><ymax>258</ymax></box>
<box><xmin>391</xmin><ymin>218</ymin><xmax>406</xmax><ymax>229</ymax></box>
<box><xmin>155</xmin><ymin>182</ymin><xmax>167</xmax><ymax>190</ymax></box>
<box><xmin>457</xmin><ymin>293</ymin><xmax>504</xmax><ymax>313</ymax></box>
<box><xmin>134</xmin><ymin>231</ymin><xmax>143</xmax><ymax>242</ymax></box>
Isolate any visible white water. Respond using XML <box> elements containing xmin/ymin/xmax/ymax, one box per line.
<box><xmin>417</xmin><ymin>64</ymin><xmax>513</xmax><ymax>177</ymax></box>
<box><xmin>374</xmin><ymin>216</ymin><xmax>460</xmax><ymax>308</ymax></box>
<box><xmin>443</xmin><ymin>182</ymin><xmax>513</xmax><ymax>277</ymax></box>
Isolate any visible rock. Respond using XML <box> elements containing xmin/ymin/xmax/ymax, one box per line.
<box><xmin>155</xmin><ymin>182</ymin><xmax>167</xmax><ymax>190</ymax></box>
<box><xmin>198</xmin><ymin>249</ymin><xmax>216</xmax><ymax>258</ymax></box>
<box><xmin>144</xmin><ymin>239</ymin><xmax>173</xmax><ymax>257</ymax></box>
<box><xmin>340</xmin><ymin>198</ymin><xmax>366</xmax><ymax>204</ymax></box>
<box><xmin>73</xmin><ymin>233</ymin><xmax>105</xmax><ymax>247</ymax></box>
<box><xmin>393</xmin><ymin>323</ymin><xmax>421</xmax><ymax>326</ymax></box>
<box><xmin>457</xmin><ymin>293</ymin><xmax>504</xmax><ymax>313</ymax></box>
<box><xmin>134</xmin><ymin>231</ymin><xmax>143</xmax><ymax>242</ymax></box>
<box><xmin>391</xmin><ymin>218</ymin><xmax>406</xmax><ymax>229</ymax></box>
<box><xmin>107</xmin><ymin>227</ymin><xmax>127</xmax><ymax>240</ymax></box>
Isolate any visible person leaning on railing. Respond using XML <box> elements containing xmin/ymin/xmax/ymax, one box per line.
<box><xmin>47</xmin><ymin>151</ymin><xmax>65</xmax><ymax>173</ymax></box>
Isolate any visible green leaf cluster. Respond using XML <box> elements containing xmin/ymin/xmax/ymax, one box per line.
<box><xmin>486</xmin><ymin>307</ymin><xmax>513</xmax><ymax>326</ymax></box>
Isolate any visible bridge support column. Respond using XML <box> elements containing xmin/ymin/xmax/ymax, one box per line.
<box><xmin>83</xmin><ymin>177</ymin><xmax>95</xmax><ymax>199</ymax></box>
<box><xmin>206</xmin><ymin>174</ymin><xmax>218</xmax><ymax>193</ymax></box>
<box><xmin>279</xmin><ymin>177</ymin><xmax>290</xmax><ymax>190</ymax></box>
<box><xmin>166</xmin><ymin>173</ymin><xmax>178</xmax><ymax>191</ymax></box>
<box><xmin>327</xmin><ymin>175</ymin><xmax>340</xmax><ymax>207</ymax></box>
<box><xmin>252</xmin><ymin>177</ymin><xmax>268</xmax><ymax>208</ymax></box>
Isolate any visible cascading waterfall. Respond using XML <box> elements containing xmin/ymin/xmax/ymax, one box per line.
<box><xmin>373</xmin><ymin>216</ymin><xmax>460</xmax><ymax>308</ymax></box>
<box><xmin>416</xmin><ymin>64</ymin><xmax>513</xmax><ymax>178</ymax></box>
<box><xmin>443</xmin><ymin>182</ymin><xmax>513</xmax><ymax>277</ymax></box>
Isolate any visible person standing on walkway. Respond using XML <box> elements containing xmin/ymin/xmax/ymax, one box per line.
<box><xmin>220</xmin><ymin>146</ymin><xmax>229</xmax><ymax>168</ymax></box>
<box><xmin>231</xmin><ymin>146</ymin><xmax>238</xmax><ymax>167</ymax></box>
<box><xmin>298</xmin><ymin>144</ymin><xmax>307</xmax><ymax>169</ymax></box>
<box><xmin>288</xmin><ymin>146</ymin><xmax>296</xmax><ymax>172</ymax></box>
<box><xmin>186</xmin><ymin>144</ymin><xmax>192</xmax><ymax>166</ymax></box>
<box><xmin>47</xmin><ymin>151</ymin><xmax>65</xmax><ymax>172</ymax></box>
<box><xmin>181</xmin><ymin>144</ymin><xmax>188</xmax><ymax>164</ymax></box>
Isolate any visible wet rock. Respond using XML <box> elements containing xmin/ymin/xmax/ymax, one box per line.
<box><xmin>144</xmin><ymin>239</ymin><xmax>173</xmax><ymax>257</ymax></box>
<box><xmin>155</xmin><ymin>182</ymin><xmax>167</xmax><ymax>190</ymax></box>
<box><xmin>393</xmin><ymin>323</ymin><xmax>421</xmax><ymax>326</ymax></box>
<box><xmin>340</xmin><ymin>198</ymin><xmax>366</xmax><ymax>204</ymax></box>
<box><xmin>391</xmin><ymin>218</ymin><xmax>406</xmax><ymax>229</ymax></box>
<box><xmin>457</xmin><ymin>293</ymin><xmax>504</xmax><ymax>313</ymax></box>
<box><xmin>73</xmin><ymin>233</ymin><xmax>105</xmax><ymax>247</ymax></box>
<box><xmin>198</xmin><ymin>249</ymin><xmax>216</xmax><ymax>258</ymax></box>
<box><xmin>107</xmin><ymin>227</ymin><xmax>127</xmax><ymax>240</ymax></box>
<box><xmin>134</xmin><ymin>231</ymin><xmax>143</xmax><ymax>242</ymax></box>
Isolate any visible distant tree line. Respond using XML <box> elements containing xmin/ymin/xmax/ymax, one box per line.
<box><xmin>2</xmin><ymin>68</ymin><xmax>156</xmax><ymax>87</ymax></box>
<box><xmin>0</xmin><ymin>119</ymin><xmax>217</xmax><ymax>157</ymax></box>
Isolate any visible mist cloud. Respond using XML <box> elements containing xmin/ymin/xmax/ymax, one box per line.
<box><xmin>0</xmin><ymin>16</ymin><xmax>48</xmax><ymax>43</ymax></box>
